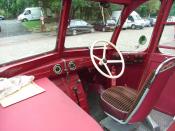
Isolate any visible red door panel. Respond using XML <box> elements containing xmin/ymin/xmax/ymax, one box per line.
<box><xmin>155</xmin><ymin>72</ymin><xmax>175</xmax><ymax>116</ymax></box>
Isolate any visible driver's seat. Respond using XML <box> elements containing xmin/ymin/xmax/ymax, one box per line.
<box><xmin>101</xmin><ymin>57</ymin><xmax>175</xmax><ymax>124</ymax></box>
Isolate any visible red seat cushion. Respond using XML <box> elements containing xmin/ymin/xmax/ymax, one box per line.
<box><xmin>101</xmin><ymin>86</ymin><xmax>137</xmax><ymax>120</ymax></box>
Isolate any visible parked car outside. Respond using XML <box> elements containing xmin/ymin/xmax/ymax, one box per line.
<box><xmin>111</xmin><ymin>11</ymin><xmax>127</xmax><ymax>29</ymax></box>
<box><xmin>112</xmin><ymin>11</ymin><xmax>145</xmax><ymax>29</ymax></box>
<box><xmin>67</xmin><ymin>19</ymin><xmax>94</xmax><ymax>35</ymax></box>
<box><xmin>17</xmin><ymin>7</ymin><xmax>42</xmax><ymax>22</ymax></box>
<box><xmin>144</xmin><ymin>18</ymin><xmax>151</xmax><ymax>27</ymax></box>
<box><xmin>94</xmin><ymin>19</ymin><xmax>116</xmax><ymax>32</ymax></box>
<box><xmin>148</xmin><ymin>17</ymin><xmax>156</xmax><ymax>26</ymax></box>
<box><xmin>0</xmin><ymin>15</ymin><xmax>5</xmax><ymax>20</ymax></box>
<box><xmin>126</xmin><ymin>12</ymin><xmax>145</xmax><ymax>29</ymax></box>
<box><xmin>167</xmin><ymin>16</ymin><xmax>175</xmax><ymax>22</ymax></box>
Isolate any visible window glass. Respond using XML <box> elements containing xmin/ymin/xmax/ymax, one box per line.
<box><xmin>70</xmin><ymin>21</ymin><xmax>76</xmax><ymax>27</ymax></box>
<box><xmin>159</xmin><ymin>2</ymin><xmax>175</xmax><ymax>56</ymax></box>
<box><xmin>128</xmin><ymin>16</ymin><xmax>134</xmax><ymax>22</ymax></box>
<box><xmin>76</xmin><ymin>21</ymin><xmax>82</xmax><ymax>26</ymax></box>
<box><xmin>81</xmin><ymin>21</ymin><xmax>88</xmax><ymax>26</ymax></box>
<box><xmin>116</xmin><ymin>0</ymin><xmax>160</xmax><ymax>52</ymax></box>
<box><xmin>24</xmin><ymin>10</ymin><xmax>31</xmax><ymax>15</ymax></box>
<box><xmin>65</xmin><ymin>1</ymin><xmax>123</xmax><ymax>48</ymax></box>
<box><xmin>0</xmin><ymin>1</ymin><xmax>61</xmax><ymax>65</ymax></box>
<box><xmin>106</xmin><ymin>19</ymin><xmax>115</xmax><ymax>24</ymax></box>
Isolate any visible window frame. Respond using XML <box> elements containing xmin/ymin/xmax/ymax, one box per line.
<box><xmin>157</xmin><ymin>1</ymin><xmax>175</xmax><ymax>54</ymax></box>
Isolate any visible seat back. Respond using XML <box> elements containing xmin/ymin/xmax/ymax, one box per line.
<box><xmin>127</xmin><ymin>57</ymin><xmax>175</xmax><ymax>123</ymax></box>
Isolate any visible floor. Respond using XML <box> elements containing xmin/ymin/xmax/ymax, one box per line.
<box><xmin>88</xmin><ymin>91</ymin><xmax>107</xmax><ymax>122</ymax></box>
<box><xmin>100</xmin><ymin>110</ymin><xmax>173</xmax><ymax>131</ymax></box>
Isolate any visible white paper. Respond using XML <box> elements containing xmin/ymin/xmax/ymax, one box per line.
<box><xmin>0</xmin><ymin>82</ymin><xmax>45</xmax><ymax>107</ymax></box>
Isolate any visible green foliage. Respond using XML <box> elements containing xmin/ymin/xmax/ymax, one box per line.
<box><xmin>0</xmin><ymin>9</ymin><xmax>5</xmax><ymax>16</ymax></box>
<box><xmin>137</xmin><ymin>0</ymin><xmax>160</xmax><ymax>17</ymax></box>
<box><xmin>22</xmin><ymin>20</ymin><xmax>40</xmax><ymax>31</ymax></box>
<box><xmin>0</xmin><ymin>0</ymin><xmax>58</xmax><ymax>18</ymax></box>
<box><xmin>170</xmin><ymin>2</ymin><xmax>175</xmax><ymax>16</ymax></box>
<box><xmin>50</xmin><ymin>0</ymin><xmax>61</xmax><ymax>12</ymax></box>
<box><xmin>145</xmin><ymin>0</ymin><xmax>160</xmax><ymax>16</ymax></box>
<box><xmin>70</xmin><ymin>0</ymin><xmax>161</xmax><ymax>21</ymax></box>
<box><xmin>110</xmin><ymin>4</ymin><xmax>122</xmax><ymax>11</ymax></box>
<box><xmin>0</xmin><ymin>0</ymin><xmax>38</xmax><ymax>17</ymax></box>
<box><xmin>70</xmin><ymin>0</ymin><xmax>97</xmax><ymax>20</ymax></box>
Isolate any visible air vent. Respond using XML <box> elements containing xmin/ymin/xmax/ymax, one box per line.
<box><xmin>68</xmin><ymin>61</ymin><xmax>76</xmax><ymax>71</ymax></box>
<box><xmin>53</xmin><ymin>64</ymin><xmax>62</xmax><ymax>75</ymax></box>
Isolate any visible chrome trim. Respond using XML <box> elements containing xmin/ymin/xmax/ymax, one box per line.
<box><xmin>155</xmin><ymin>57</ymin><xmax>175</xmax><ymax>75</ymax></box>
<box><xmin>150</xmin><ymin>57</ymin><xmax>175</xmax><ymax>85</ymax></box>
<box><xmin>68</xmin><ymin>61</ymin><xmax>76</xmax><ymax>71</ymax></box>
<box><xmin>104</xmin><ymin>112</ymin><xmax>127</xmax><ymax>124</ymax></box>
<box><xmin>53</xmin><ymin>64</ymin><xmax>62</xmax><ymax>75</ymax></box>
<box><xmin>145</xmin><ymin>115</ymin><xmax>160</xmax><ymax>131</ymax></box>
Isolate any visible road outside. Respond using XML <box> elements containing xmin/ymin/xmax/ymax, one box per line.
<box><xmin>0</xmin><ymin>20</ymin><xmax>175</xmax><ymax>65</ymax></box>
<box><xmin>0</xmin><ymin>20</ymin><xmax>30</xmax><ymax>38</ymax></box>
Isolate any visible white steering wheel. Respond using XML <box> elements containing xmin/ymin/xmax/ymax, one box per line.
<box><xmin>90</xmin><ymin>41</ymin><xmax>125</xmax><ymax>79</ymax></box>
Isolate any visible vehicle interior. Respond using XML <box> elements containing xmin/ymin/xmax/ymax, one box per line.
<box><xmin>0</xmin><ymin>0</ymin><xmax>175</xmax><ymax>131</ymax></box>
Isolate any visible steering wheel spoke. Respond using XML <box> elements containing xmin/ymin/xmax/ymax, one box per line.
<box><xmin>107</xmin><ymin>60</ymin><xmax>123</xmax><ymax>64</ymax></box>
<box><xmin>102</xmin><ymin>44</ymin><xmax>107</xmax><ymax>59</ymax></box>
<box><xmin>93</xmin><ymin>47</ymin><xmax>104</xmax><ymax>50</ymax></box>
<box><xmin>104</xmin><ymin>64</ymin><xmax>112</xmax><ymax>76</ymax></box>
<box><xmin>93</xmin><ymin>55</ymin><xmax>102</xmax><ymax>61</ymax></box>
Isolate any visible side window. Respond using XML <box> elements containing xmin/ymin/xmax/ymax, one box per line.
<box><xmin>128</xmin><ymin>16</ymin><xmax>134</xmax><ymax>22</ymax></box>
<box><xmin>76</xmin><ymin>21</ymin><xmax>82</xmax><ymax>26</ymax></box>
<box><xmin>0</xmin><ymin>1</ymin><xmax>61</xmax><ymax>65</ymax></box>
<box><xmin>24</xmin><ymin>10</ymin><xmax>31</xmax><ymax>15</ymax></box>
<box><xmin>116</xmin><ymin>0</ymin><xmax>161</xmax><ymax>52</ymax></box>
<box><xmin>159</xmin><ymin>2</ymin><xmax>175</xmax><ymax>56</ymax></box>
<box><xmin>70</xmin><ymin>21</ymin><xmax>76</xmax><ymax>27</ymax></box>
<box><xmin>81</xmin><ymin>21</ymin><xmax>88</xmax><ymax>26</ymax></box>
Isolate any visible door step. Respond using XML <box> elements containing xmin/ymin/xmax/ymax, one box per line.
<box><xmin>100</xmin><ymin>110</ymin><xmax>173</xmax><ymax>131</ymax></box>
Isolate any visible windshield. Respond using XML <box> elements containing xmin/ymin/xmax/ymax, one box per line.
<box><xmin>64</xmin><ymin>0</ymin><xmax>160</xmax><ymax>52</ymax></box>
<box><xmin>135</xmin><ymin>15</ymin><xmax>142</xmax><ymax>20</ymax></box>
<box><xmin>64</xmin><ymin>1</ymin><xmax>123</xmax><ymax>48</ymax></box>
<box><xmin>0</xmin><ymin>1</ymin><xmax>61</xmax><ymax>65</ymax></box>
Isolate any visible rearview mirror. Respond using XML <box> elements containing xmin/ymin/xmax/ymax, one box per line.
<box><xmin>139</xmin><ymin>35</ymin><xmax>147</xmax><ymax>45</ymax></box>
